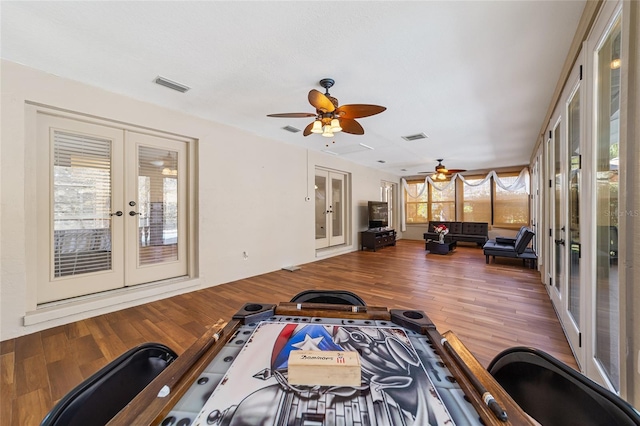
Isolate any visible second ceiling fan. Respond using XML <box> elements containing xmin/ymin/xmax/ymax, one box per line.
<box><xmin>420</xmin><ymin>159</ymin><xmax>467</xmax><ymax>180</ymax></box>
<box><xmin>267</xmin><ymin>78</ymin><xmax>386</xmax><ymax>138</ymax></box>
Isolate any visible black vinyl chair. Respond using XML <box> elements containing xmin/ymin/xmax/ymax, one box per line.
<box><xmin>41</xmin><ymin>342</ymin><xmax>177</xmax><ymax>426</ymax></box>
<box><xmin>290</xmin><ymin>290</ymin><xmax>366</xmax><ymax>306</ymax></box>
<box><xmin>488</xmin><ymin>347</ymin><xmax>640</xmax><ymax>426</ymax></box>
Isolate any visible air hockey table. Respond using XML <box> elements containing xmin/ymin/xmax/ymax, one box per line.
<box><xmin>107</xmin><ymin>302</ymin><xmax>536</xmax><ymax>425</ymax></box>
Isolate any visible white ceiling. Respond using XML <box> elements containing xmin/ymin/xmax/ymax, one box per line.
<box><xmin>1</xmin><ymin>1</ymin><xmax>585</xmax><ymax>176</ymax></box>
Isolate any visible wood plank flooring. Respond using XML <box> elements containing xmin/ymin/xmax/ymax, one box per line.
<box><xmin>0</xmin><ymin>240</ymin><xmax>576</xmax><ymax>426</ymax></box>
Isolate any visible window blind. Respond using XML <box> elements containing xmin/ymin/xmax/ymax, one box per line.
<box><xmin>53</xmin><ymin>130</ymin><xmax>112</xmax><ymax>277</ymax></box>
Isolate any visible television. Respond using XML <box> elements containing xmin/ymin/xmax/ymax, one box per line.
<box><xmin>368</xmin><ymin>201</ymin><xmax>389</xmax><ymax>229</ymax></box>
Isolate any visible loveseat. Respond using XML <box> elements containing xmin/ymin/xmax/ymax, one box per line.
<box><xmin>423</xmin><ymin>221</ymin><xmax>488</xmax><ymax>247</ymax></box>
<box><xmin>483</xmin><ymin>226</ymin><xmax>537</xmax><ymax>268</ymax></box>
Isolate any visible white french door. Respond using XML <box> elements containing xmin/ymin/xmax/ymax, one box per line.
<box><xmin>546</xmin><ymin>58</ymin><xmax>585</xmax><ymax>366</ymax></box>
<box><xmin>36</xmin><ymin>113</ymin><xmax>188</xmax><ymax>303</ymax></box>
<box><xmin>548</xmin><ymin>116</ymin><xmax>565</xmax><ymax>311</ymax></box>
<box><xmin>563</xmin><ymin>59</ymin><xmax>585</xmax><ymax>367</ymax></box>
<box><xmin>585</xmin><ymin>1</ymin><xmax>622</xmax><ymax>391</ymax></box>
<box><xmin>125</xmin><ymin>131</ymin><xmax>188</xmax><ymax>285</ymax></box>
<box><xmin>315</xmin><ymin>168</ymin><xmax>347</xmax><ymax>249</ymax></box>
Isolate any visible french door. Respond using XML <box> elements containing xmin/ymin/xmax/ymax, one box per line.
<box><xmin>37</xmin><ymin>113</ymin><xmax>188</xmax><ymax>303</ymax></box>
<box><xmin>548</xmin><ymin>117</ymin><xmax>564</xmax><ymax>310</ymax></box>
<box><xmin>587</xmin><ymin>3</ymin><xmax>622</xmax><ymax>391</ymax></box>
<box><xmin>546</xmin><ymin>58</ymin><xmax>585</xmax><ymax>366</ymax></box>
<box><xmin>564</xmin><ymin>60</ymin><xmax>585</xmax><ymax>367</ymax></box>
<box><xmin>315</xmin><ymin>168</ymin><xmax>347</xmax><ymax>249</ymax></box>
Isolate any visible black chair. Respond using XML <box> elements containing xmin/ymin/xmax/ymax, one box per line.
<box><xmin>41</xmin><ymin>342</ymin><xmax>177</xmax><ymax>426</ymax></box>
<box><xmin>483</xmin><ymin>227</ymin><xmax>537</xmax><ymax>268</ymax></box>
<box><xmin>290</xmin><ymin>290</ymin><xmax>366</xmax><ymax>306</ymax></box>
<box><xmin>488</xmin><ymin>347</ymin><xmax>640</xmax><ymax>426</ymax></box>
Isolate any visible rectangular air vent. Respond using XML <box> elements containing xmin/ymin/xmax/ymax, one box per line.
<box><xmin>282</xmin><ymin>126</ymin><xmax>301</xmax><ymax>133</ymax></box>
<box><xmin>401</xmin><ymin>133</ymin><xmax>428</xmax><ymax>141</ymax></box>
<box><xmin>154</xmin><ymin>76</ymin><xmax>190</xmax><ymax>93</ymax></box>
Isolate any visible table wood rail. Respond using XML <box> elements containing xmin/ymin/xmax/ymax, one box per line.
<box><xmin>107</xmin><ymin>302</ymin><xmax>537</xmax><ymax>426</ymax></box>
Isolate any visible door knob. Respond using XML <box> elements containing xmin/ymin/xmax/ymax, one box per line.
<box><xmin>109</xmin><ymin>211</ymin><xmax>123</xmax><ymax>217</ymax></box>
<box><xmin>129</xmin><ymin>211</ymin><xmax>141</xmax><ymax>216</ymax></box>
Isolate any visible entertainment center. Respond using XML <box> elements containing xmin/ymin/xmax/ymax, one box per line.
<box><xmin>360</xmin><ymin>228</ymin><xmax>396</xmax><ymax>251</ymax></box>
<box><xmin>360</xmin><ymin>201</ymin><xmax>396</xmax><ymax>251</ymax></box>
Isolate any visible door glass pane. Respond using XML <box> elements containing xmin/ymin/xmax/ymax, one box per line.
<box><xmin>381</xmin><ymin>181</ymin><xmax>394</xmax><ymax>227</ymax></box>
<box><xmin>568</xmin><ymin>87</ymin><xmax>581</xmax><ymax>326</ymax></box>
<box><xmin>554</xmin><ymin>124</ymin><xmax>562</xmax><ymax>292</ymax></box>
<box><xmin>53</xmin><ymin>131</ymin><xmax>112</xmax><ymax>277</ymax></box>
<box><xmin>331</xmin><ymin>177</ymin><xmax>343</xmax><ymax>238</ymax></box>
<box><xmin>138</xmin><ymin>146</ymin><xmax>178</xmax><ymax>265</ymax></box>
<box><xmin>595</xmin><ymin>18</ymin><xmax>620</xmax><ymax>390</ymax></box>
<box><xmin>315</xmin><ymin>175</ymin><xmax>327</xmax><ymax>240</ymax></box>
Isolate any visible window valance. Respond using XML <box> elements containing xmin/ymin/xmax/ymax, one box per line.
<box><xmin>402</xmin><ymin>168</ymin><xmax>530</xmax><ymax>197</ymax></box>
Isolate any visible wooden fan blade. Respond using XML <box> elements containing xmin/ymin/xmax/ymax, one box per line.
<box><xmin>302</xmin><ymin>121</ymin><xmax>314</xmax><ymax>136</ymax></box>
<box><xmin>336</xmin><ymin>104</ymin><xmax>386</xmax><ymax>119</ymax></box>
<box><xmin>339</xmin><ymin>118</ymin><xmax>364</xmax><ymax>135</ymax></box>
<box><xmin>308</xmin><ymin>89</ymin><xmax>335</xmax><ymax>113</ymax></box>
<box><xmin>267</xmin><ymin>112</ymin><xmax>317</xmax><ymax>118</ymax></box>
<box><xmin>446</xmin><ymin>169</ymin><xmax>466</xmax><ymax>174</ymax></box>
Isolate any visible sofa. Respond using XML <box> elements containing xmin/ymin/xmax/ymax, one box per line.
<box><xmin>423</xmin><ymin>221</ymin><xmax>488</xmax><ymax>247</ymax></box>
<box><xmin>483</xmin><ymin>226</ymin><xmax>537</xmax><ymax>268</ymax></box>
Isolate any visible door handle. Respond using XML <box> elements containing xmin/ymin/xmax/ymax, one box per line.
<box><xmin>109</xmin><ymin>211</ymin><xmax>123</xmax><ymax>217</ymax></box>
<box><xmin>129</xmin><ymin>211</ymin><xmax>141</xmax><ymax>216</ymax></box>
<box><xmin>555</xmin><ymin>239</ymin><xmax>565</xmax><ymax>246</ymax></box>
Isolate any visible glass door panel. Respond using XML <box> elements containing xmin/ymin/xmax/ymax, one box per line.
<box><xmin>137</xmin><ymin>146</ymin><xmax>179</xmax><ymax>266</ymax></box>
<box><xmin>594</xmin><ymin>18</ymin><xmax>621</xmax><ymax>391</ymax></box>
<box><xmin>568</xmin><ymin>86</ymin><xmax>581</xmax><ymax>328</ymax></box>
<box><xmin>53</xmin><ymin>131</ymin><xmax>114</xmax><ymax>277</ymax></box>
<box><xmin>315</xmin><ymin>173</ymin><xmax>327</xmax><ymax>246</ymax></box>
<box><xmin>330</xmin><ymin>175</ymin><xmax>345</xmax><ymax>244</ymax></box>
<box><xmin>553</xmin><ymin>123</ymin><xmax>565</xmax><ymax>297</ymax></box>
<box><xmin>381</xmin><ymin>181</ymin><xmax>395</xmax><ymax>228</ymax></box>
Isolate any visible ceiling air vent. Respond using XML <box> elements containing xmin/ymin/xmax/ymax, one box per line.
<box><xmin>401</xmin><ymin>133</ymin><xmax>428</xmax><ymax>141</ymax></box>
<box><xmin>282</xmin><ymin>126</ymin><xmax>301</xmax><ymax>133</ymax></box>
<box><xmin>154</xmin><ymin>76</ymin><xmax>190</xmax><ymax>93</ymax></box>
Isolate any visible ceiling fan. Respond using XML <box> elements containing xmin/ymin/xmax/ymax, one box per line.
<box><xmin>420</xmin><ymin>159</ymin><xmax>467</xmax><ymax>180</ymax></box>
<box><xmin>267</xmin><ymin>78</ymin><xmax>386</xmax><ymax>138</ymax></box>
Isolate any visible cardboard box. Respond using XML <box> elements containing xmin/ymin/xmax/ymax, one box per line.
<box><xmin>288</xmin><ymin>350</ymin><xmax>361</xmax><ymax>386</ymax></box>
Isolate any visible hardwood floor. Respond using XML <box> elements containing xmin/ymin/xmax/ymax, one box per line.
<box><xmin>0</xmin><ymin>240</ymin><xmax>576</xmax><ymax>426</ymax></box>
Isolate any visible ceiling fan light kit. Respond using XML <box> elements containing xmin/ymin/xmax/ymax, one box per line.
<box><xmin>267</xmin><ymin>78</ymin><xmax>386</xmax><ymax>138</ymax></box>
<box><xmin>420</xmin><ymin>159</ymin><xmax>467</xmax><ymax>180</ymax></box>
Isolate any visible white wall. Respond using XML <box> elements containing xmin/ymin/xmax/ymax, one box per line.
<box><xmin>0</xmin><ymin>60</ymin><xmax>400</xmax><ymax>340</ymax></box>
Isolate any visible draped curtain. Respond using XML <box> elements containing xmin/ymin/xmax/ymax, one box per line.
<box><xmin>400</xmin><ymin>168</ymin><xmax>529</xmax><ymax>231</ymax></box>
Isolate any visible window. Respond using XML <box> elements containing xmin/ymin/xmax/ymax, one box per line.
<box><xmin>494</xmin><ymin>174</ymin><xmax>530</xmax><ymax>227</ymax></box>
<box><xmin>405</xmin><ymin>181</ymin><xmax>429</xmax><ymax>223</ymax></box>
<box><xmin>430</xmin><ymin>181</ymin><xmax>455</xmax><ymax>221</ymax></box>
<box><xmin>405</xmin><ymin>171</ymin><xmax>529</xmax><ymax>227</ymax></box>
<box><xmin>404</xmin><ymin>180</ymin><xmax>455</xmax><ymax>223</ymax></box>
<box><xmin>462</xmin><ymin>178</ymin><xmax>491</xmax><ymax>223</ymax></box>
